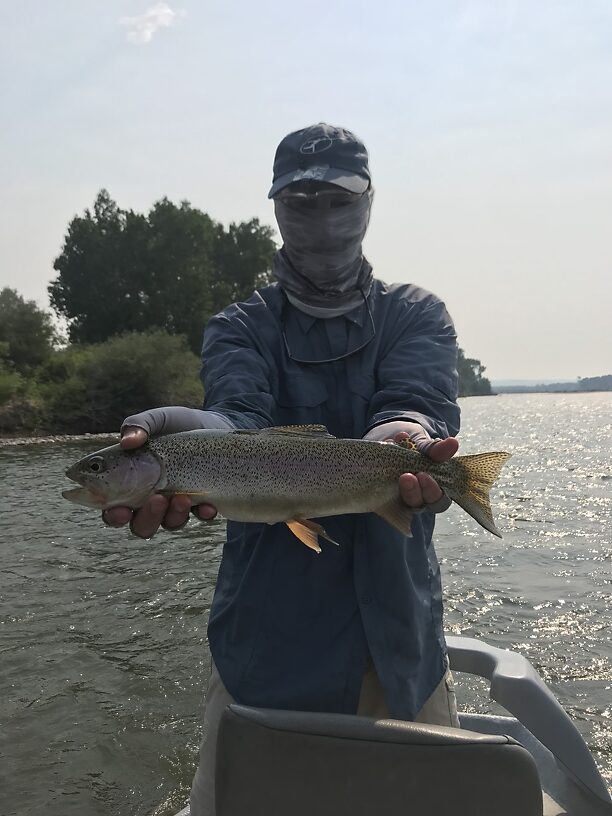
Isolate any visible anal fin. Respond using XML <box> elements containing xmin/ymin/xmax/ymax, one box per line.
<box><xmin>286</xmin><ymin>518</ymin><xmax>340</xmax><ymax>553</ymax></box>
<box><xmin>375</xmin><ymin>497</ymin><xmax>414</xmax><ymax>536</ymax></box>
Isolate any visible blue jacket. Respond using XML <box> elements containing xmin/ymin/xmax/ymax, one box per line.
<box><xmin>202</xmin><ymin>278</ymin><xmax>460</xmax><ymax>719</ymax></box>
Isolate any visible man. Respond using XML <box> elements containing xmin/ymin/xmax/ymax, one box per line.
<box><xmin>104</xmin><ymin>123</ymin><xmax>461</xmax><ymax>816</ymax></box>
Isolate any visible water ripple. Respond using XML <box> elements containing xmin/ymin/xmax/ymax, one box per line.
<box><xmin>1</xmin><ymin>392</ymin><xmax>611</xmax><ymax>812</ymax></box>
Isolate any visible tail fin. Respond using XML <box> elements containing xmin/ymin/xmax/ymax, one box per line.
<box><xmin>446</xmin><ymin>452</ymin><xmax>511</xmax><ymax>538</ymax></box>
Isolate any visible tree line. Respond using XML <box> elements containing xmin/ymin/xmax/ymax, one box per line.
<box><xmin>1</xmin><ymin>190</ymin><xmax>491</xmax><ymax>435</ymax></box>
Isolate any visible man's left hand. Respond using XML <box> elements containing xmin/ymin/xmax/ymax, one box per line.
<box><xmin>365</xmin><ymin>421</ymin><xmax>458</xmax><ymax>513</ymax></box>
<box><xmin>392</xmin><ymin>431</ymin><xmax>458</xmax><ymax>511</ymax></box>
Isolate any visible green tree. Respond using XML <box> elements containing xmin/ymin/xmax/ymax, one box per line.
<box><xmin>40</xmin><ymin>330</ymin><xmax>203</xmax><ymax>433</ymax></box>
<box><xmin>211</xmin><ymin>219</ymin><xmax>276</xmax><ymax>312</ymax></box>
<box><xmin>457</xmin><ymin>348</ymin><xmax>492</xmax><ymax>397</ymax></box>
<box><xmin>0</xmin><ymin>342</ymin><xmax>24</xmax><ymax>404</ymax></box>
<box><xmin>49</xmin><ymin>190</ymin><xmax>167</xmax><ymax>345</ymax></box>
<box><xmin>49</xmin><ymin>190</ymin><xmax>277</xmax><ymax>353</ymax></box>
<box><xmin>143</xmin><ymin>198</ymin><xmax>217</xmax><ymax>351</ymax></box>
<box><xmin>0</xmin><ymin>288</ymin><xmax>57</xmax><ymax>373</ymax></box>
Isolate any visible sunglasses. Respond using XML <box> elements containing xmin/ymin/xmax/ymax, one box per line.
<box><xmin>280</xmin><ymin>289</ymin><xmax>376</xmax><ymax>364</ymax></box>
<box><xmin>275</xmin><ymin>185</ymin><xmax>365</xmax><ymax>210</ymax></box>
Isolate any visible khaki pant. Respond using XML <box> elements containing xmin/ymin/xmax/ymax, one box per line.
<box><xmin>189</xmin><ymin>660</ymin><xmax>459</xmax><ymax>816</ymax></box>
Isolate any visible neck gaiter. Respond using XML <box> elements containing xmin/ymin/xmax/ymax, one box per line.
<box><xmin>272</xmin><ymin>189</ymin><xmax>373</xmax><ymax>316</ymax></box>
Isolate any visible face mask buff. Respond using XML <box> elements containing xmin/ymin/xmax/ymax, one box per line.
<box><xmin>272</xmin><ymin>189</ymin><xmax>374</xmax><ymax>316</ymax></box>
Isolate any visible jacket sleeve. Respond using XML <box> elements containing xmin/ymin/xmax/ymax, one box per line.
<box><xmin>200</xmin><ymin>303</ymin><xmax>276</xmax><ymax>430</ymax></box>
<box><xmin>365</xmin><ymin>291</ymin><xmax>460</xmax><ymax>439</ymax></box>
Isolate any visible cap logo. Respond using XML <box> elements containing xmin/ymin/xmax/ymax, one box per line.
<box><xmin>300</xmin><ymin>136</ymin><xmax>333</xmax><ymax>155</ymax></box>
<box><xmin>292</xmin><ymin>165</ymin><xmax>329</xmax><ymax>182</ymax></box>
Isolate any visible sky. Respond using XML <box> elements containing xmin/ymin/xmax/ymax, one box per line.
<box><xmin>1</xmin><ymin>1</ymin><xmax>611</xmax><ymax>381</ymax></box>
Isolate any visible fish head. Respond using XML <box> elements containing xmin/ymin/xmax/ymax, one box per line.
<box><xmin>62</xmin><ymin>443</ymin><xmax>165</xmax><ymax>510</ymax></box>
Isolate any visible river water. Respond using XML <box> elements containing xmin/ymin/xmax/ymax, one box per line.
<box><xmin>1</xmin><ymin>392</ymin><xmax>611</xmax><ymax>815</ymax></box>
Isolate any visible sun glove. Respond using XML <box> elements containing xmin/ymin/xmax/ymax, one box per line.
<box><xmin>121</xmin><ymin>406</ymin><xmax>233</xmax><ymax>438</ymax></box>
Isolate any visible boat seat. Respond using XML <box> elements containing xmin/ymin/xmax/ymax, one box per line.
<box><xmin>215</xmin><ymin>704</ymin><xmax>544</xmax><ymax>816</ymax></box>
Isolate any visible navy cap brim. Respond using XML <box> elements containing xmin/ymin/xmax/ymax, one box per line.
<box><xmin>268</xmin><ymin>166</ymin><xmax>369</xmax><ymax>198</ymax></box>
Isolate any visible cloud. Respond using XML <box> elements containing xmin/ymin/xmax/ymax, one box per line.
<box><xmin>119</xmin><ymin>3</ymin><xmax>178</xmax><ymax>45</ymax></box>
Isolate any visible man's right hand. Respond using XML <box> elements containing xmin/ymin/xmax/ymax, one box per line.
<box><xmin>102</xmin><ymin>408</ymin><xmax>222</xmax><ymax>539</ymax></box>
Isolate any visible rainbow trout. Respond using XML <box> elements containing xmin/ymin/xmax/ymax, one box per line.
<box><xmin>62</xmin><ymin>425</ymin><xmax>511</xmax><ymax>552</ymax></box>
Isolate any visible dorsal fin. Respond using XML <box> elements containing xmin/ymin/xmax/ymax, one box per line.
<box><xmin>270</xmin><ymin>424</ymin><xmax>332</xmax><ymax>436</ymax></box>
<box><xmin>234</xmin><ymin>424</ymin><xmax>334</xmax><ymax>438</ymax></box>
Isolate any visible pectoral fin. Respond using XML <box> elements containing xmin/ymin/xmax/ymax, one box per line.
<box><xmin>160</xmin><ymin>491</ymin><xmax>210</xmax><ymax>503</ymax></box>
<box><xmin>375</xmin><ymin>497</ymin><xmax>414</xmax><ymax>536</ymax></box>
<box><xmin>285</xmin><ymin>518</ymin><xmax>340</xmax><ymax>553</ymax></box>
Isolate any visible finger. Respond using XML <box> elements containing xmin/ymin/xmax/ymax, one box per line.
<box><xmin>162</xmin><ymin>494</ymin><xmax>193</xmax><ymax>531</ymax></box>
<box><xmin>120</xmin><ymin>426</ymin><xmax>149</xmax><ymax>450</ymax></box>
<box><xmin>192</xmin><ymin>503</ymin><xmax>218</xmax><ymax>521</ymax></box>
<box><xmin>426</xmin><ymin>437</ymin><xmax>459</xmax><ymax>462</ymax></box>
<box><xmin>393</xmin><ymin>431</ymin><xmax>458</xmax><ymax>461</ymax></box>
<box><xmin>103</xmin><ymin>507</ymin><xmax>133</xmax><ymax>527</ymax></box>
<box><xmin>121</xmin><ymin>426</ymin><xmax>148</xmax><ymax>449</ymax></box>
<box><xmin>129</xmin><ymin>494</ymin><xmax>169</xmax><ymax>539</ymax></box>
<box><xmin>393</xmin><ymin>425</ymin><xmax>435</xmax><ymax>454</ymax></box>
<box><xmin>416</xmin><ymin>472</ymin><xmax>443</xmax><ymax>504</ymax></box>
<box><xmin>399</xmin><ymin>473</ymin><xmax>425</xmax><ymax>508</ymax></box>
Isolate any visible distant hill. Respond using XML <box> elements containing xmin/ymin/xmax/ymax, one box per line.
<box><xmin>493</xmin><ymin>375</ymin><xmax>612</xmax><ymax>394</ymax></box>
<box><xmin>492</xmin><ymin>379</ymin><xmax>575</xmax><ymax>387</ymax></box>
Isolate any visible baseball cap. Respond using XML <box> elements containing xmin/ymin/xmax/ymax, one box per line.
<box><xmin>268</xmin><ymin>123</ymin><xmax>371</xmax><ymax>199</ymax></box>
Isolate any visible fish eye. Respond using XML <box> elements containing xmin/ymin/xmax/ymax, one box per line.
<box><xmin>87</xmin><ymin>456</ymin><xmax>106</xmax><ymax>474</ymax></box>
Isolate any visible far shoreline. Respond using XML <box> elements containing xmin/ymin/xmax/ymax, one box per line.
<box><xmin>495</xmin><ymin>388</ymin><xmax>612</xmax><ymax>396</ymax></box>
<box><xmin>0</xmin><ymin>432</ymin><xmax>119</xmax><ymax>447</ymax></box>
<box><xmin>3</xmin><ymin>388</ymin><xmax>611</xmax><ymax>445</ymax></box>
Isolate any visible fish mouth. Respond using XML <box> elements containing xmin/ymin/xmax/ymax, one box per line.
<box><xmin>63</xmin><ymin>464</ymin><xmax>112</xmax><ymax>507</ymax></box>
<box><xmin>62</xmin><ymin>448</ymin><xmax>164</xmax><ymax>510</ymax></box>
<box><xmin>65</xmin><ymin>464</ymin><xmax>81</xmax><ymax>483</ymax></box>
<box><xmin>62</xmin><ymin>486</ymin><xmax>109</xmax><ymax>508</ymax></box>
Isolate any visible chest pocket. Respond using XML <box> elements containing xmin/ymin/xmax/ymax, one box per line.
<box><xmin>348</xmin><ymin>373</ymin><xmax>376</xmax><ymax>403</ymax></box>
<box><xmin>345</xmin><ymin>372</ymin><xmax>376</xmax><ymax>436</ymax></box>
<box><xmin>276</xmin><ymin>373</ymin><xmax>328</xmax><ymax>426</ymax></box>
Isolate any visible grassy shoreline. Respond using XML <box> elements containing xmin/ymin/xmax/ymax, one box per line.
<box><xmin>0</xmin><ymin>432</ymin><xmax>119</xmax><ymax>447</ymax></box>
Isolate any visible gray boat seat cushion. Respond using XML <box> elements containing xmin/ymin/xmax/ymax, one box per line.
<box><xmin>216</xmin><ymin>704</ymin><xmax>543</xmax><ymax>816</ymax></box>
